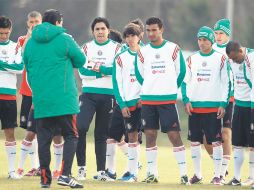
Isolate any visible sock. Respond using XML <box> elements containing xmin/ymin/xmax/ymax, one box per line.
<box><xmin>5</xmin><ymin>141</ymin><xmax>17</xmax><ymax>173</ymax></box>
<box><xmin>118</xmin><ymin>140</ymin><xmax>129</xmax><ymax>172</ymax></box>
<box><xmin>53</xmin><ymin>143</ymin><xmax>63</xmax><ymax>171</ymax></box>
<box><xmin>212</xmin><ymin>142</ymin><xmax>223</xmax><ymax>178</ymax></box>
<box><xmin>146</xmin><ymin>146</ymin><xmax>158</xmax><ymax>177</ymax></box>
<box><xmin>249</xmin><ymin>148</ymin><xmax>254</xmax><ymax>179</ymax></box>
<box><xmin>128</xmin><ymin>142</ymin><xmax>139</xmax><ymax>176</ymax></box>
<box><xmin>234</xmin><ymin>146</ymin><xmax>244</xmax><ymax>181</ymax></box>
<box><xmin>173</xmin><ymin>145</ymin><xmax>187</xmax><ymax>177</ymax></box>
<box><xmin>191</xmin><ymin>142</ymin><xmax>202</xmax><ymax>179</ymax></box>
<box><xmin>220</xmin><ymin>155</ymin><xmax>230</xmax><ymax>178</ymax></box>
<box><xmin>18</xmin><ymin>139</ymin><xmax>32</xmax><ymax>170</ymax></box>
<box><xmin>106</xmin><ymin>139</ymin><xmax>117</xmax><ymax>174</ymax></box>
<box><xmin>29</xmin><ymin>138</ymin><xmax>39</xmax><ymax>169</ymax></box>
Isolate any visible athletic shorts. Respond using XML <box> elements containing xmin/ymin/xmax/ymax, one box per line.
<box><xmin>20</xmin><ymin>95</ymin><xmax>32</xmax><ymax>129</ymax></box>
<box><xmin>0</xmin><ymin>100</ymin><xmax>17</xmax><ymax>129</ymax></box>
<box><xmin>223</xmin><ymin>102</ymin><xmax>233</xmax><ymax>128</ymax></box>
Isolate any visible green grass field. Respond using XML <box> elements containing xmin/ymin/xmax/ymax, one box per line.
<box><xmin>0</xmin><ymin>102</ymin><xmax>251</xmax><ymax>190</ymax></box>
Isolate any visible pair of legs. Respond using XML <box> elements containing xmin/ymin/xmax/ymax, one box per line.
<box><xmin>203</xmin><ymin>102</ymin><xmax>233</xmax><ymax>179</ymax></box>
<box><xmin>106</xmin><ymin>106</ymin><xmax>142</xmax><ymax>181</ymax></box>
<box><xmin>76</xmin><ymin>93</ymin><xmax>114</xmax><ymax>178</ymax></box>
<box><xmin>189</xmin><ymin>112</ymin><xmax>223</xmax><ymax>185</ymax></box>
<box><xmin>36</xmin><ymin>114</ymin><xmax>79</xmax><ymax>187</ymax></box>
<box><xmin>142</xmin><ymin>104</ymin><xmax>187</xmax><ymax>183</ymax></box>
<box><xmin>1</xmin><ymin>99</ymin><xmax>19</xmax><ymax>178</ymax></box>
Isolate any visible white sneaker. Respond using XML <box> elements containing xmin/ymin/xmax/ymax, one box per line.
<box><xmin>8</xmin><ymin>171</ymin><xmax>21</xmax><ymax>179</ymax></box>
<box><xmin>77</xmin><ymin>166</ymin><xmax>86</xmax><ymax>181</ymax></box>
<box><xmin>97</xmin><ymin>171</ymin><xmax>114</xmax><ymax>182</ymax></box>
<box><xmin>242</xmin><ymin>177</ymin><xmax>254</xmax><ymax>186</ymax></box>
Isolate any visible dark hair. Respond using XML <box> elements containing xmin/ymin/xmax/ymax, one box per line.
<box><xmin>0</xmin><ymin>16</ymin><xmax>12</xmax><ymax>29</ymax></box>
<box><xmin>131</xmin><ymin>18</ymin><xmax>144</xmax><ymax>32</ymax></box>
<box><xmin>145</xmin><ymin>17</ymin><xmax>163</xmax><ymax>29</ymax></box>
<box><xmin>42</xmin><ymin>9</ymin><xmax>63</xmax><ymax>25</ymax></box>
<box><xmin>91</xmin><ymin>17</ymin><xmax>110</xmax><ymax>31</ymax></box>
<box><xmin>123</xmin><ymin>23</ymin><xmax>141</xmax><ymax>39</ymax></box>
<box><xmin>109</xmin><ymin>29</ymin><xmax>122</xmax><ymax>43</ymax></box>
<box><xmin>226</xmin><ymin>41</ymin><xmax>241</xmax><ymax>56</ymax></box>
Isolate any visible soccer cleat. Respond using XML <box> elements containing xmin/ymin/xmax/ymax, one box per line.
<box><xmin>189</xmin><ymin>175</ymin><xmax>202</xmax><ymax>184</ymax></box>
<box><xmin>211</xmin><ymin>177</ymin><xmax>222</xmax><ymax>185</ymax></box>
<box><xmin>25</xmin><ymin>168</ymin><xmax>41</xmax><ymax>177</ymax></box>
<box><xmin>142</xmin><ymin>174</ymin><xmax>158</xmax><ymax>183</ymax></box>
<box><xmin>52</xmin><ymin>170</ymin><xmax>61</xmax><ymax>179</ymax></box>
<box><xmin>8</xmin><ymin>171</ymin><xmax>22</xmax><ymax>179</ymax></box>
<box><xmin>77</xmin><ymin>167</ymin><xmax>86</xmax><ymax>181</ymax></box>
<box><xmin>220</xmin><ymin>176</ymin><xmax>225</xmax><ymax>185</ymax></box>
<box><xmin>16</xmin><ymin>168</ymin><xmax>24</xmax><ymax>177</ymax></box>
<box><xmin>181</xmin><ymin>175</ymin><xmax>190</xmax><ymax>185</ymax></box>
<box><xmin>96</xmin><ymin>171</ymin><xmax>115</xmax><ymax>181</ymax></box>
<box><xmin>105</xmin><ymin>169</ymin><xmax>116</xmax><ymax>180</ymax></box>
<box><xmin>119</xmin><ymin>171</ymin><xmax>131</xmax><ymax>181</ymax></box>
<box><xmin>120</xmin><ymin>173</ymin><xmax>137</xmax><ymax>182</ymax></box>
<box><xmin>242</xmin><ymin>177</ymin><xmax>254</xmax><ymax>186</ymax></box>
<box><xmin>227</xmin><ymin>178</ymin><xmax>241</xmax><ymax>186</ymax></box>
<box><xmin>41</xmin><ymin>183</ymin><xmax>51</xmax><ymax>188</ymax></box>
<box><xmin>57</xmin><ymin>175</ymin><xmax>83</xmax><ymax>188</ymax></box>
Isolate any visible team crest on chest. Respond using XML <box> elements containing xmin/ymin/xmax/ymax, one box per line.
<box><xmin>239</xmin><ymin>65</ymin><xmax>243</xmax><ymax>71</ymax></box>
<box><xmin>202</xmin><ymin>61</ymin><xmax>207</xmax><ymax>67</ymax></box>
<box><xmin>1</xmin><ymin>49</ymin><xmax>7</xmax><ymax>55</ymax></box>
<box><xmin>97</xmin><ymin>50</ymin><xmax>103</xmax><ymax>56</ymax></box>
<box><xmin>155</xmin><ymin>53</ymin><xmax>160</xmax><ymax>59</ymax></box>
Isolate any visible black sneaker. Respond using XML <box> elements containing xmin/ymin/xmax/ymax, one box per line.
<box><xmin>57</xmin><ymin>175</ymin><xmax>83</xmax><ymax>188</ymax></box>
<box><xmin>189</xmin><ymin>175</ymin><xmax>202</xmax><ymax>184</ymax></box>
<box><xmin>181</xmin><ymin>175</ymin><xmax>190</xmax><ymax>185</ymax></box>
<box><xmin>41</xmin><ymin>183</ymin><xmax>50</xmax><ymax>188</ymax></box>
<box><xmin>227</xmin><ymin>178</ymin><xmax>241</xmax><ymax>186</ymax></box>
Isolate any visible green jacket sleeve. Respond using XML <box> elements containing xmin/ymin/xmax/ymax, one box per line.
<box><xmin>176</xmin><ymin>50</ymin><xmax>186</xmax><ymax>88</ymax></box>
<box><xmin>66</xmin><ymin>34</ymin><xmax>86</xmax><ymax>68</ymax></box>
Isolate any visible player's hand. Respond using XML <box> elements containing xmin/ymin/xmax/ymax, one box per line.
<box><xmin>185</xmin><ymin>102</ymin><xmax>193</xmax><ymax>116</ymax></box>
<box><xmin>26</xmin><ymin>25</ymin><xmax>34</xmax><ymax>38</ymax></box>
<box><xmin>122</xmin><ymin>107</ymin><xmax>131</xmax><ymax>118</ymax></box>
<box><xmin>217</xmin><ymin>107</ymin><xmax>225</xmax><ymax>119</ymax></box>
<box><xmin>86</xmin><ymin>60</ymin><xmax>101</xmax><ymax>72</ymax></box>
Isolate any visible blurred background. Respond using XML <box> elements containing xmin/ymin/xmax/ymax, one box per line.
<box><xmin>1</xmin><ymin>0</ymin><xmax>254</xmax><ymax>50</ymax></box>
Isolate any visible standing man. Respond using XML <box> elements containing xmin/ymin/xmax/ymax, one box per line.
<box><xmin>203</xmin><ymin>19</ymin><xmax>233</xmax><ymax>182</ymax></box>
<box><xmin>181</xmin><ymin>26</ymin><xmax>230</xmax><ymax>185</ymax></box>
<box><xmin>76</xmin><ymin>17</ymin><xmax>121</xmax><ymax>181</ymax></box>
<box><xmin>23</xmin><ymin>9</ymin><xmax>85</xmax><ymax>188</ymax></box>
<box><xmin>226</xmin><ymin>41</ymin><xmax>254</xmax><ymax>186</ymax></box>
<box><xmin>0</xmin><ymin>15</ymin><xmax>23</xmax><ymax>179</ymax></box>
<box><xmin>17</xmin><ymin>11</ymin><xmax>63</xmax><ymax>179</ymax></box>
<box><xmin>135</xmin><ymin>17</ymin><xmax>188</xmax><ymax>184</ymax></box>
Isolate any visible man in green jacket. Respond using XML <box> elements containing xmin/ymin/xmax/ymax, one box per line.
<box><xmin>23</xmin><ymin>9</ymin><xmax>85</xmax><ymax>189</ymax></box>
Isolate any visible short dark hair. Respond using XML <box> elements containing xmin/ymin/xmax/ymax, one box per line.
<box><xmin>91</xmin><ymin>17</ymin><xmax>110</xmax><ymax>31</ymax></box>
<box><xmin>109</xmin><ymin>29</ymin><xmax>122</xmax><ymax>43</ymax></box>
<box><xmin>42</xmin><ymin>9</ymin><xmax>63</xmax><ymax>25</ymax></box>
<box><xmin>123</xmin><ymin>23</ymin><xmax>141</xmax><ymax>39</ymax></box>
<box><xmin>226</xmin><ymin>41</ymin><xmax>241</xmax><ymax>56</ymax></box>
<box><xmin>0</xmin><ymin>16</ymin><xmax>12</xmax><ymax>29</ymax></box>
<box><xmin>145</xmin><ymin>17</ymin><xmax>163</xmax><ymax>29</ymax></box>
<box><xmin>131</xmin><ymin>18</ymin><xmax>144</xmax><ymax>32</ymax></box>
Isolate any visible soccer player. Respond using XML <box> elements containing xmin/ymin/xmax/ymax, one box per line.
<box><xmin>135</xmin><ymin>17</ymin><xmax>188</xmax><ymax>184</ymax></box>
<box><xmin>16</xmin><ymin>11</ymin><xmax>63</xmax><ymax>178</ymax></box>
<box><xmin>181</xmin><ymin>26</ymin><xmax>230</xmax><ymax>185</ymax></box>
<box><xmin>121</xmin><ymin>18</ymin><xmax>145</xmax><ymax>51</ymax></box>
<box><xmin>225</xmin><ymin>41</ymin><xmax>254</xmax><ymax>186</ymax></box>
<box><xmin>106</xmin><ymin>23</ymin><xmax>142</xmax><ymax>182</ymax></box>
<box><xmin>0</xmin><ymin>16</ymin><xmax>23</xmax><ymax>179</ymax></box>
<box><xmin>76</xmin><ymin>17</ymin><xmax>121</xmax><ymax>181</ymax></box>
<box><xmin>23</xmin><ymin>9</ymin><xmax>85</xmax><ymax>188</ymax></box>
<box><xmin>203</xmin><ymin>19</ymin><xmax>233</xmax><ymax>182</ymax></box>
